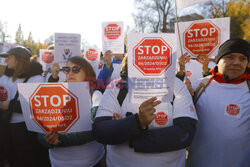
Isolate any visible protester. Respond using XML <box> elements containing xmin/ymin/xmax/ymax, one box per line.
<box><xmin>93</xmin><ymin>56</ymin><xmax>198</xmax><ymax>167</ymax></box>
<box><xmin>38</xmin><ymin>56</ymin><xmax>105</xmax><ymax>167</ymax></box>
<box><xmin>187</xmin><ymin>38</ymin><xmax>250</xmax><ymax>166</ymax></box>
<box><xmin>0</xmin><ymin>46</ymin><xmax>50</xmax><ymax>167</ymax></box>
<box><xmin>97</xmin><ymin>50</ymin><xmax>124</xmax><ymax>88</ymax></box>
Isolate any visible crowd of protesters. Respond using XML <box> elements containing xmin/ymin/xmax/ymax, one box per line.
<box><xmin>0</xmin><ymin>38</ymin><xmax>249</xmax><ymax>167</ymax></box>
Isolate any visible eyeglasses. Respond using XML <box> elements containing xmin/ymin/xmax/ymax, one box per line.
<box><xmin>62</xmin><ymin>65</ymin><xmax>81</xmax><ymax>74</ymax></box>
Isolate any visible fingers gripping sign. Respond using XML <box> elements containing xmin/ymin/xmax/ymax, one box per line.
<box><xmin>137</xmin><ymin>97</ymin><xmax>161</xmax><ymax>129</ymax></box>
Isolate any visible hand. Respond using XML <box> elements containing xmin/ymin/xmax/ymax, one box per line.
<box><xmin>0</xmin><ymin>101</ymin><xmax>10</xmax><ymax>110</ymax></box>
<box><xmin>50</xmin><ymin>63</ymin><xmax>60</xmax><ymax>79</ymax></box>
<box><xmin>112</xmin><ymin>113</ymin><xmax>122</xmax><ymax>120</ymax></box>
<box><xmin>44</xmin><ymin>131</ymin><xmax>60</xmax><ymax>145</ymax></box>
<box><xmin>196</xmin><ymin>54</ymin><xmax>209</xmax><ymax>73</ymax></box>
<box><xmin>137</xmin><ymin>97</ymin><xmax>161</xmax><ymax>129</ymax></box>
<box><xmin>178</xmin><ymin>53</ymin><xmax>190</xmax><ymax>75</ymax></box>
<box><xmin>103</xmin><ymin>50</ymin><xmax>112</xmax><ymax>69</ymax></box>
<box><xmin>184</xmin><ymin>78</ymin><xmax>194</xmax><ymax>96</ymax></box>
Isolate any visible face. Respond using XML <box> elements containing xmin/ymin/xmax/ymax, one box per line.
<box><xmin>63</xmin><ymin>61</ymin><xmax>86</xmax><ymax>82</ymax></box>
<box><xmin>7</xmin><ymin>55</ymin><xmax>18</xmax><ymax>69</ymax></box>
<box><xmin>217</xmin><ymin>53</ymin><xmax>248</xmax><ymax>80</ymax></box>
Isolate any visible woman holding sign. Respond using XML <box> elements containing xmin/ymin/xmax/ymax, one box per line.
<box><xmin>0</xmin><ymin>46</ymin><xmax>50</xmax><ymax>167</ymax></box>
<box><xmin>93</xmin><ymin>56</ymin><xmax>198</xmax><ymax>167</ymax></box>
<box><xmin>38</xmin><ymin>56</ymin><xmax>105</xmax><ymax>167</ymax></box>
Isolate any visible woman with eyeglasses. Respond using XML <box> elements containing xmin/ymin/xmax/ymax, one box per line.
<box><xmin>38</xmin><ymin>56</ymin><xmax>105</xmax><ymax>167</ymax></box>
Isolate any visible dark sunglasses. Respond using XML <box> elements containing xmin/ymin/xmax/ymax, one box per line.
<box><xmin>62</xmin><ymin>65</ymin><xmax>81</xmax><ymax>74</ymax></box>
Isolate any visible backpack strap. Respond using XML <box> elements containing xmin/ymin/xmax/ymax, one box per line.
<box><xmin>193</xmin><ymin>75</ymin><xmax>213</xmax><ymax>105</ymax></box>
<box><xmin>117</xmin><ymin>87</ymin><xmax>128</xmax><ymax>107</ymax></box>
<box><xmin>247</xmin><ymin>80</ymin><xmax>250</xmax><ymax>92</ymax></box>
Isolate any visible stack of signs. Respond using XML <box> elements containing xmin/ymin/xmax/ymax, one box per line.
<box><xmin>39</xmin><ymin>49</ymin><xmax>55</xmax><ymax>71</ymax></box>
<box><xmin>54</xmin><ymin>33</ymin><xmax>81</xmax><ymax>66</ymax></box>
<box><xmin>18</xmin><ymin>82</ymin><xmax>92</xmax><ymax>134</ymax></box>
<box><xmin>175</xmin><ymin>17</ymin><xmax>230</xmax><ymax>82</ymax></box>
<box><xmin>84</xmin><ymin>47</ymin><xmax>100</xmax><ymax>76</ymax></box>
<box><xmin>128</xmin><ymin>33</ymin><xmax>176</xmax><ymax>104</ymax></box>
<box><xmin>102</xmin><ymin>22</ymin><xmax>124</xmax><ymax>54</ymax></box>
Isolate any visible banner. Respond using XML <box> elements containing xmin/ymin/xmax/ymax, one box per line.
<box><xmin>176</xmin><ymin>0</ymin><xmax>209</xmax><ymax>8</ymax></box>
<box><xmin>128</xmin><ymin>33</ymin><xmax>176</xmax><ymax>104</ymax></box>
<box><xmin>39</xmin><ymin>49</ymin><xmax>55</xmax><ymax>71</ymax></box>
<box><xmin>102</xmin><ymin>21</ymin><xmax>124</xmax><ymax>54</ymax></box>
<box><xmin>18</xmin><ymin>82</ymin><xmax>92</xmax><ymax>134</ymax></box>
<box><xmin>175</xmin><ymin>17</ymin><xmax>230</xmax><ymax>58</ymax></box>
<box><xmin>54</xmin><ymin>33</ymin><xmax>81</xmax><ymax>66</ymax></box>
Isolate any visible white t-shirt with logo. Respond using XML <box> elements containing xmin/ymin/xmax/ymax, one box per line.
<box><xmin>0</xmin><ymin>75</ymin><xmax>45</xmax><ymax>123</ymax></box>
<box><xmin>49</xmin><ymin>90</ymin><xmax>105</xmax><ymax>167</ymax></box>
<box><xmin>188</xmin><ymin>80</ymin><xmax>250</xmax><ymax>167</ymax></box>
<box><xmin>96</xmin><ymin>78</ymin><xmax>197</xmax><ymax>167</ymax></box>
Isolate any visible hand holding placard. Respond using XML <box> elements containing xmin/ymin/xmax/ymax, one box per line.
<box><xmin>137</xmin><ymin>97</ymin><xmax>161</xmax><ymax>129</ymax></box>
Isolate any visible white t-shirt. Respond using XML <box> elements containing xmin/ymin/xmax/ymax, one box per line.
<box><xmin>96</xmin><ymin>78</ymin><xmax>197</xmax><ymax>167</ymax></box>
<box><xmin>188</xmin><ymin>80</ymin><xmax>250</xmax><ymax>167</ymax></box>
<box><xmin>49</xmin><ymin>90</ymin><xmax>105</xmax><ymax>167</ymax></box>
<box><xmin>0</xmin><ymin>75</ymin><xmax>45</xmax><ymax>123</ymax></box>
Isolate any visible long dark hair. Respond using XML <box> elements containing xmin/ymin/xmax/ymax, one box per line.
<box><xmin>67</xmin><ymin>56</ymin><xmax>96</xmax><ymax>82</ymax></box>
<box><xmin>12</xmin><ymin>56</ymin><xmax>30</xmax><ymax>82</ymax></box>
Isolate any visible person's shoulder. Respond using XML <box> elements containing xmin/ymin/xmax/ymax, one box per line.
<box><xmin>28</xmin><ymin>75</ymin><xmax>45</xmax><ymax>83</ymax></box>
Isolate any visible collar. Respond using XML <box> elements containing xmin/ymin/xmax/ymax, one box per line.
<box><xmin>210</xmin><ymin>66</ymin><xmax>249</xmax><ymax>84</ymax></box>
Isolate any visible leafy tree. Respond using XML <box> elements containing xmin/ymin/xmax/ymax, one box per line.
<box><xmin>227</xmin><ymin>0</ymin><xmax>250</xmax><ymax>40</ymax></box>
<box><xmin>23</xmin><ymin>32</ymin><xmax>36</xmax><ymax>55</ymax></box>
<box><xmin>44</xmin><ymin>34</ymin><xmax>54</xmax><ymax>46</ymax></box>
<box><xmin>15</xmin><ymin>24</ymin><xmax>24</xmax><ymax>45</ymax></box>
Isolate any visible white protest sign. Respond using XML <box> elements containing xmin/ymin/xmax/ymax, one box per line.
<box><xmin>128</xmin><ymin>33</ymin><xmax>176</xmax><ymax>104</ymax></box>
<box><xmin>54</xmin><ymin>33</ymin><xmax>81</xmax><ymax>66</ymax></box>
<box><xmin>176</xmin><ymin>17</ymin><xmax>230</xmax><ymax>58</ymax></box>
<box><xmin>39</xmin><ymin>49</ymin><xmax>55</xmax><ymax>71</ymax></box>
<box><xmin>18</xmin><ymin>82</ymin><xmax>92</xmax><ymax>134</ymax></box>
<box><xmin>84</xmin><ymin>47</ymin><xmax>100</xmax><ymax>76</ymax></box>
<box><xmin>176</xmin><ymin>0</ymin><xmax>209</xmax><ymax>8</ymax></box>
<box><xmin>0</xmin><ymin>82</ymin><xmax>16</xmax><ymax>102</ymax></box>
<box><xmin>102</xmin><ymin>21</ymin><xmax>124</xmax><ymax>54</ymax></box>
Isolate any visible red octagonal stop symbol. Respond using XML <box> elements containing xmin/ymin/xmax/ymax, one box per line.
<box><xmin>86</xmin><ymin>48</ymin><xmax>98</xmax><ymax>61</ymax></box>
<box><xmin>29</xmin><ymin>84</ymin><xmax>79</xmax><ymax>133</ymax></box>
<box><xmin>133</xmin><ymin>37</ymin><xmax>172</xmax><ymax>76</ymax></box>
<box><xmin>184</xmin><ymin>20</ymin><xmax>220</xmax><ymax>57</ymax></box>
<box><xmin>104</xmin><ymin>24</ymin><xmax>121</xmax><ymax>40</ymax></box>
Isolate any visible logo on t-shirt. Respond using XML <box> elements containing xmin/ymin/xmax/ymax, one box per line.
<box><xmin>190</xmin><ymin>105</ymin><xmax>195</xmax><ymax>112</ymax></box>
<box><xmin>0</xmin><ymin>86</ymin><xmax>8</xmax><ymax>101</ymax></box>
<box><xmin>155</xmin><ymin>112</ymin><xmax>168</xmax><ymax>126</ymax></box>
<box><xmin>226</xmin><ymin>104</ymin><xmax>240</xmax><ymax>116</ymax></box>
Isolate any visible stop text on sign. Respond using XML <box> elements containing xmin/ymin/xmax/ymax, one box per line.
<box><xmin>133</xmin><ymin>37</ymin><xmax>172</xmax><ymax>76</ymax></box>
<box><xmin>184</xmin><ymin>20</ymin><xmax>220</xmax><ymax>57</ymax></box>
<box><xmin>29</xmin><ymin>84</ymin><xmax>79</xmax><ymax>133</ymax></box>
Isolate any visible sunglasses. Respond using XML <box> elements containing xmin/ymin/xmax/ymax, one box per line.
<box><xmin>62</xmin><ymin>65</ymin><xmax>81</xmax><ymax>74</ymax></box>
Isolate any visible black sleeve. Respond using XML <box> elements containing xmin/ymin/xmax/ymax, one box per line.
<box><xmin>48</xmin><ymin>75</ymin><xmax>59</xmax><ymax>82</ymax></box>
<box><xmin>93</xmin><ymin>114</ymin><xmax>146</xmax><ymax>145</ymax></box>
<box><xmin>134</xmin><ymin>117</ymin><xmax>197</xmax><ymax>153</ymax></box>
<box><xmin>176</xmin><ymin>72</ymin><xmax>185</xmax><ymax>81</ymax></box>
<box><xmin>8</xmin><ymin>99</ymin><xmax>22</xmax><ymax>113</ymax></box>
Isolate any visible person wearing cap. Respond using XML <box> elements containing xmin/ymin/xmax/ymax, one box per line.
<box><xmin>187</xmin><ymin>38</ymin><xmax>250</xmax><ymax>166</ymax></box>
<box><xmin>0</xmin><ymin>46</ymin><xmax>50</xmax><ymax>167</ymax></box>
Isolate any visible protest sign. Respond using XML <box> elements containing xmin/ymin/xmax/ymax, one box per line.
<box><xmin>84</xmin><ymin>47</ymin><xmax>100</xmax><ymax>76</ymax></box>
<box><xmin>102</xmin><ymin>22</ymin><xmax>124</xmax><ymax>54</ymax></box>
<box><xmin>128</xmin><ymin>33</ymin><xmax>176</xmax><ymax>104</ymax></box>
<box><xmin>39</xmin><ymin>49</ymin><xmax>55</xmax><ymax>71</ymax></box>
<box><xmin>176</xmin><ymin>17</ymin><xmax>230</xmax><ymax>58</ymax></box>
<box><xmin>18</xmin><ymin>82</ymin><xmax>92</xmax><ymax>134</ymax></box>
<box><xmin>54</xmin><ymin>33</ymin><xmax>81</xmax><ymax>66</ymax></box>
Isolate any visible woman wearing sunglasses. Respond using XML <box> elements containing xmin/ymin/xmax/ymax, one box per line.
<box><xmin>38</xmin><ymin>56</ymin><xmax>105</xmax><ymax>167</ymax></box>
